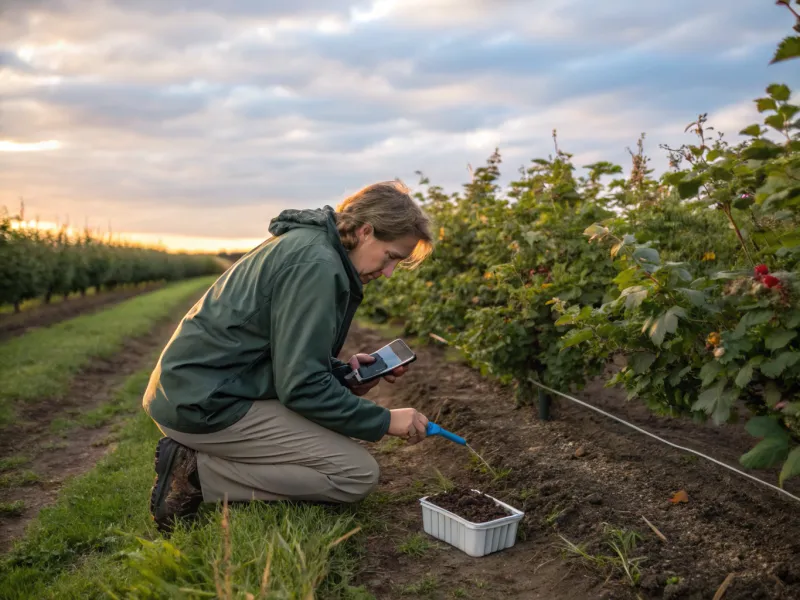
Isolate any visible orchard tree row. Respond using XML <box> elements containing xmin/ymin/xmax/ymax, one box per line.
<box><xmin>0</xmin><ymin>212</ymin><xmax>223</xmax><ymax>312</ymax></box>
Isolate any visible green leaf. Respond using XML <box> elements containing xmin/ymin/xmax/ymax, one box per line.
<box><xmin>735</xmin><ymin>363</ymin><xmax>754</xmax><ymax>388</ymax></box>
<box><xmin>765</xmin><ymin>114</ymin><xmax>787</xmax><ymax>131</ymax></box>
<box><xmin>733</xmin><ymin>310</ymin><xmax>774</xmax><ymax>338</ymax></box>
<box><xmin>677</xmin><ymin>178</ymin><xmax>703</xmax><ymax>199</ymax></box>
<box><xmin>706</xmin><ymin>149</ymin><xmax>721</xmax><ymax>162</ymax></box>
<box><xmin>761</xmin><ymin>352</ymin><xmax>800</xmax><ymax>378</ymax></box>
<box><xmin>770</xmin><ymin>37</ymin><xmax>800</xmax><ymax>64</ymax></box>
<box><xmin>613</xmin><ymin>267</ymin><xmax>639</xmax><ymax>288</ymax></box>
<box><xmin>739</xmin><ymin>124</ymin><xmax>762</xmax><ymax>137</ymax></box>
<box><xmin>779</xmin><ymin>447</ymin><xmax>800</xmax><ymax>488</ymax></box>
<box><xmin>767</xmin><ymin>83</ymin><xmax>792</xmax><ymax>102</ymax></box>
<box><xmin>583</xmin><ymin>224</ymin><xmax>608</xmax><ymax>240</ymax></box>
<box><xmin>740</xmin><ymin>437</ymin><xmax>790</xmax><ymax>470</ymax></box>
<box><xmin>764</xmin><ymin>382</ymin><xmax>782</xmax><ymax>408</ymax></box>
<box><xmin>645</xmin><ymin>307</ymin><xmax>684</xmax><ymax>347</ymax></box>
<box><xmin>755</xmin><ymin>97</ymin><xmax>777</xmax><ymax>113</ymax></box>
<box><xmin>677</xmin><ymin>288</ymin><xmax>706</xmax><ymax>308</ymax></box>
<box><xmin>629</xmin><ymin>352</ymin><xmax>657</xmax><ymax>375</ymax></box>
<box><xmin>765</xmin><ymin>330</ymin><xmax>797</xmax><ymax>351</ymax></box>
<box><xmin>700</xmin><ymin>360</ymin><xmax>723</xmax><ymax>387</ymax></box>
<box><xmin>743</xmin><ymin>141</ymin><xmax>783</xmax><ymax>161</ymax></box>
<box><xmin>620</xmin><ymin>285</ymin><xmax>648</xmax><ymax>310</ymax></box>
<box><xmin>745</xmin><ymin>415</ymin><xmax>787</xmax><ymax>439</ymax></box>
<box><xmin>523</xmin><ymin>231</ymin><xmax>546</xmax><ymax>246</ymax></box>
<box><xmin>780</xmin><ymin>104</ymin><xmax>799</xmax><ymax>121</ymax></box>
<box><xmin>632</xmin><ymin>247</ymin><xmax>659</xmax><ymax>265</ymax></box>
<box><xmin>692</xmin><ymin>379</ymin><xmax>737</xmax><ymax>424</ymax></box>
<box><xmin>786</xmin><ymin>310</ymin><xmax>800</xmax><ymax>329</ymax></box>
<box><xmin>561</xmin><ymin>329</ymin><xmax>594</xmax><ymax>349</ymax></box>
<box><xmin>668</xmin><ymin>365</ymin><xmax>692</xmax><ymax>386</ymax></box>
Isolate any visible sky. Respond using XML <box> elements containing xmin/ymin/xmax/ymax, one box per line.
<box><xmin>1</xmin><ymin>0</ymin><xmax>798</xmax><ymax>253</ymax></box>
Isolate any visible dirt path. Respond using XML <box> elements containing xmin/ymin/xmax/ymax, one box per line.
<box><xmin>0</xmin><ymin>283</ymin><xmax>164</xmax><ymax>343</ymax></box>
<box><xmin>0</xmin><ymin>296</ymin><xmax>194</xmax><ymax>553</ymax></box>
<box><xmin>343</xmin><ymin>323</ymin><xmax>800</xmax><ymax>600</ymax></box>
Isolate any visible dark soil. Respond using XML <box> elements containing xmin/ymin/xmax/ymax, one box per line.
<box><xmin>0</xmin><ymin>292</ymin><xmax>200</xmax><ymax>553</ymax></box>
<box><xmin>427</xmin><ymin>488</ymin><xmax>511</xmax><ymax>523</ymax></box>
<box><xmin>0</xmin><ymin>283</ymin><xmax>163</xmax><ymax>342</ymax></box>
<box><xmin>343</xmin><ymin>322</ymin><xmax>800</xmax><ymax>600</ymax></box>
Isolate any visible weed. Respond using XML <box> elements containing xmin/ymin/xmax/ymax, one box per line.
<box><xmin>471</xmin><ymin>578</ymin><xmax>488</xmax><ymax>589</ymax></box>
<box><xmin>0</xmin><ymin>500</ymin><xmax>26</xmax><ymax>516</ymax></box>
<box><xmin>0</xmin><ymin>455</ymin><xmax>30</xmax><ymax>472</ymax></box>
<box><xmin>399</xmin><ymin>574</ymin><xmax>438</xmax><ymax>596</ymax></box>
<box><xmin>545</xmin><ymin>506</ymin><xmax>567</xmax><ymax>526</ymax></box>
<box><xmin>559</xmin><ymin>523</ymin><xmax>647</xmax><ymax>587</ymax></box>
<box><xmin>666</xmin><ymin>576</ymin><xmax>682</xmax><ymax>585</ymax></box>
<box><xmin>397</xmin><ymin>533</ymin><xmax>431</xmax><ymax>557</ymax></box>
<box><xmin>377</xmin><ymin>437</ymin><xmax>405</xmax><ymax>454</ymax></box>
<box><xmin>39</xmin><ymin>440</ymin><xmax>69</xmax><ymax>451</ymax></box>
<box><xmin>519</xmin><ymin>487</ymin><xmax>538</xmax><ymax>501</ymax></box>
<box><xmin>0</xmin><ymin>470</ymin><xmax>40</xmax><ymax>488</ymax></box>
<box><xmin>50</xmin><ymin>418</ymin><xmax>78</xmax><ymax>434</ymax></box>
<box><xmin>452</xmin><ymin>588</ymin><xmax>468</xmax><ymax>598</ymax></box>
<box><xmin>431</xmin><ymin>468</ymin><xmax>456</xmax><ymax>493</ymax></box>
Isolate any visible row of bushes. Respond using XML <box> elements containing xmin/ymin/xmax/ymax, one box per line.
<box><xmin>360</xmin><ymin>21</ymin><xmax>800</xmax><ymax>484</ymax></box>
<box><xmin>0</xmin><ymin>214</ymin><xmax>224</xmax><ymax>312</ymax></box>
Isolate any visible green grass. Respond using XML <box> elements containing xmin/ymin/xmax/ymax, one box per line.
<box><xmin>0</xmin><ymin>501</ymin><xmax>26</xmax><ymax>517</ymax></box>
<box><xmin>0</xmin><ymin>471</ymin><xmax>40</xmax><ymax>489</ymax></box>
<box><xmin>0</xmin><ymin>457</ymin><xmax>30</xmax><ymax>472</ymax></box>
<box><xmin>396</xmin><ymin>533</ymin><xmax>431</xmax><ymax>557</ymax></box>
<box><xmin>0</xmin><ymin>277</ymin><xmax>214</xmax><ymax>427</ymax></box>
<box><xmin>397</xmin><ymin>574</ymin><xmax>438</xmax><ymax>596</ymax></box>
<box><xmin>0</xmin><ymin>365</ymin><xmax>378</xmax><ymax>600</ymax></box>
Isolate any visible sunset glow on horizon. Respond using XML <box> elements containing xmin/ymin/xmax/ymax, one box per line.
<box><xmin>10</xmin><ymin>219</ymin><xmax>263</xmax><ymax>254</ymax></box>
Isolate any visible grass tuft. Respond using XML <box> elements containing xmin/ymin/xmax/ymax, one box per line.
<box><xmin>0</xmin><ymin>500</ymin><xmax>26</xmax><ymax>517</ymax></box>
<box><xmin>396</xmin><ymin>533</ymin><xmax>431</xmax><ymax>558</ymax></box>
<box><xmin>559</xmin><ymin>523</ymin><xmax>647</xmax><ymax>587</ymax></box>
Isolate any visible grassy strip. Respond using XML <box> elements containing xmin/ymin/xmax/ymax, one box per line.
<box><xmin>0</xmin><ymin>368</ymin><xmax>377</xmax><ymax>599</ymax></box>
<box><xmin>0</xmin><ymin>276</ymin><xmax>215</xmax><ymax>427</ymax></box>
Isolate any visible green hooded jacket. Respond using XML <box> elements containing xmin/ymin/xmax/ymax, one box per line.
<box><xmin>142</xmin><ymin>206</ymin><xmax>391</xmax><ymax>442</ymax></box>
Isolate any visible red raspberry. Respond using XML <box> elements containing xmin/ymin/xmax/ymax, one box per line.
<box><xmin>763</xmin><ymin>275</ymin><xmax>781</xmax><ymax>288</ymax></box>
<box><xmin>754</xmin><ymin>264</ymin><xmax>769</xmax><ymax>277</ymax></box>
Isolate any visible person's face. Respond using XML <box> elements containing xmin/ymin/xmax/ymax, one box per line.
<box><xmin>348</xmin><ymin>225</ymin><xmax>419</xmax><ymax>284</ymax></box>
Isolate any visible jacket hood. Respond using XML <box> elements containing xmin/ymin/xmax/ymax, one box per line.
<box><xmin>268</xmin><ymin>206</ymin><xmax>334</xmax><ymax>237</ymax></box>
<box><xmin>268</xmin><ymin>205</ymin><xmax>363</xmax><ymax>296</ymax></box>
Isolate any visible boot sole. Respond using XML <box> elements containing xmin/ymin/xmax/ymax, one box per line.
<box><xmin>150</xmin><ymin>437</ymin><xmax>182</xmax><ymax>531</ymax></box>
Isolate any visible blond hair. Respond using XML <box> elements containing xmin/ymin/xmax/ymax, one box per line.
<box><xmin>336</xmin><ymin>180</ymin><xmax>434</xmax><ymax>268</ymax></box>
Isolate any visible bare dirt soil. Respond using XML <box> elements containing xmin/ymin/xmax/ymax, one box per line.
<box><xmin>0</xmin><ymin>283</ymin><xmax>163</xmax><ymax>342</ymax></box>
<box><xmin>343</xmin><ymin>323</ymin><xmax>800</xmax><ymax>600</ymax></box>
<box><xmin>0</xmin><ymin>297</ymin><xmax>193</xmax><ymax>553</ymax></box>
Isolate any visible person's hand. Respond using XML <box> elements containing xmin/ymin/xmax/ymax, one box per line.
<box><xmin>346</xmin><ymin>353</ymin><xmax>410</xmax><ymax>396</ymax></box>
<box><xmin>387</xmin><ymin>408</ymin><xmax>428</xmax><ymax>445</ymax></box>
<box><xmin>346</xmin><ymin>354</ymin><xmax>381</xmax><ymax>396</ymax></box>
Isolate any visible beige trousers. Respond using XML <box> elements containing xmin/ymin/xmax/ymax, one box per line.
<box><xmin>158</xmin><ymin>400</ymin><xmax>380</xmax><ymax>504</ymax></box>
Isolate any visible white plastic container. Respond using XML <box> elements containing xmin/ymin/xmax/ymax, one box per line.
<box><xmin>419</xmin><ymin>489</ymin><xmax>525</xmax><ymax>557</ymax></box>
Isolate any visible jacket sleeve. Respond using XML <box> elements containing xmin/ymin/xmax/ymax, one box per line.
<box><xmin>269</xmin><ymin>260</ymin><xmax>391</xmax><ymax>442</ymax></box>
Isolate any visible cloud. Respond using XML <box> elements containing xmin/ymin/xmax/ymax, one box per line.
<box><xmin>0</xmin><ymin>0</ymin><xmax>797</xmax><ymax>248</ymax></box>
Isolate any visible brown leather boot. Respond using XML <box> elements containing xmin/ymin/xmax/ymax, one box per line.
<box><xmin>149</xmin><ymin>437</ymin><xmax>203</xmax><ymax>533</ymax></box>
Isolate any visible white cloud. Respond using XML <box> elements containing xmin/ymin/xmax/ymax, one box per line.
<box><xmin>0</xmin><ymin>0</ymin><xmax>794</xmax><ymax>249</ymax></box>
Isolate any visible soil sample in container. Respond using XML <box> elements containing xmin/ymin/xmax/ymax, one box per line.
<box><xmin>428</xmin><ymin>488</ymin><xmax>511</xmax><ymax>523</ymax></box>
